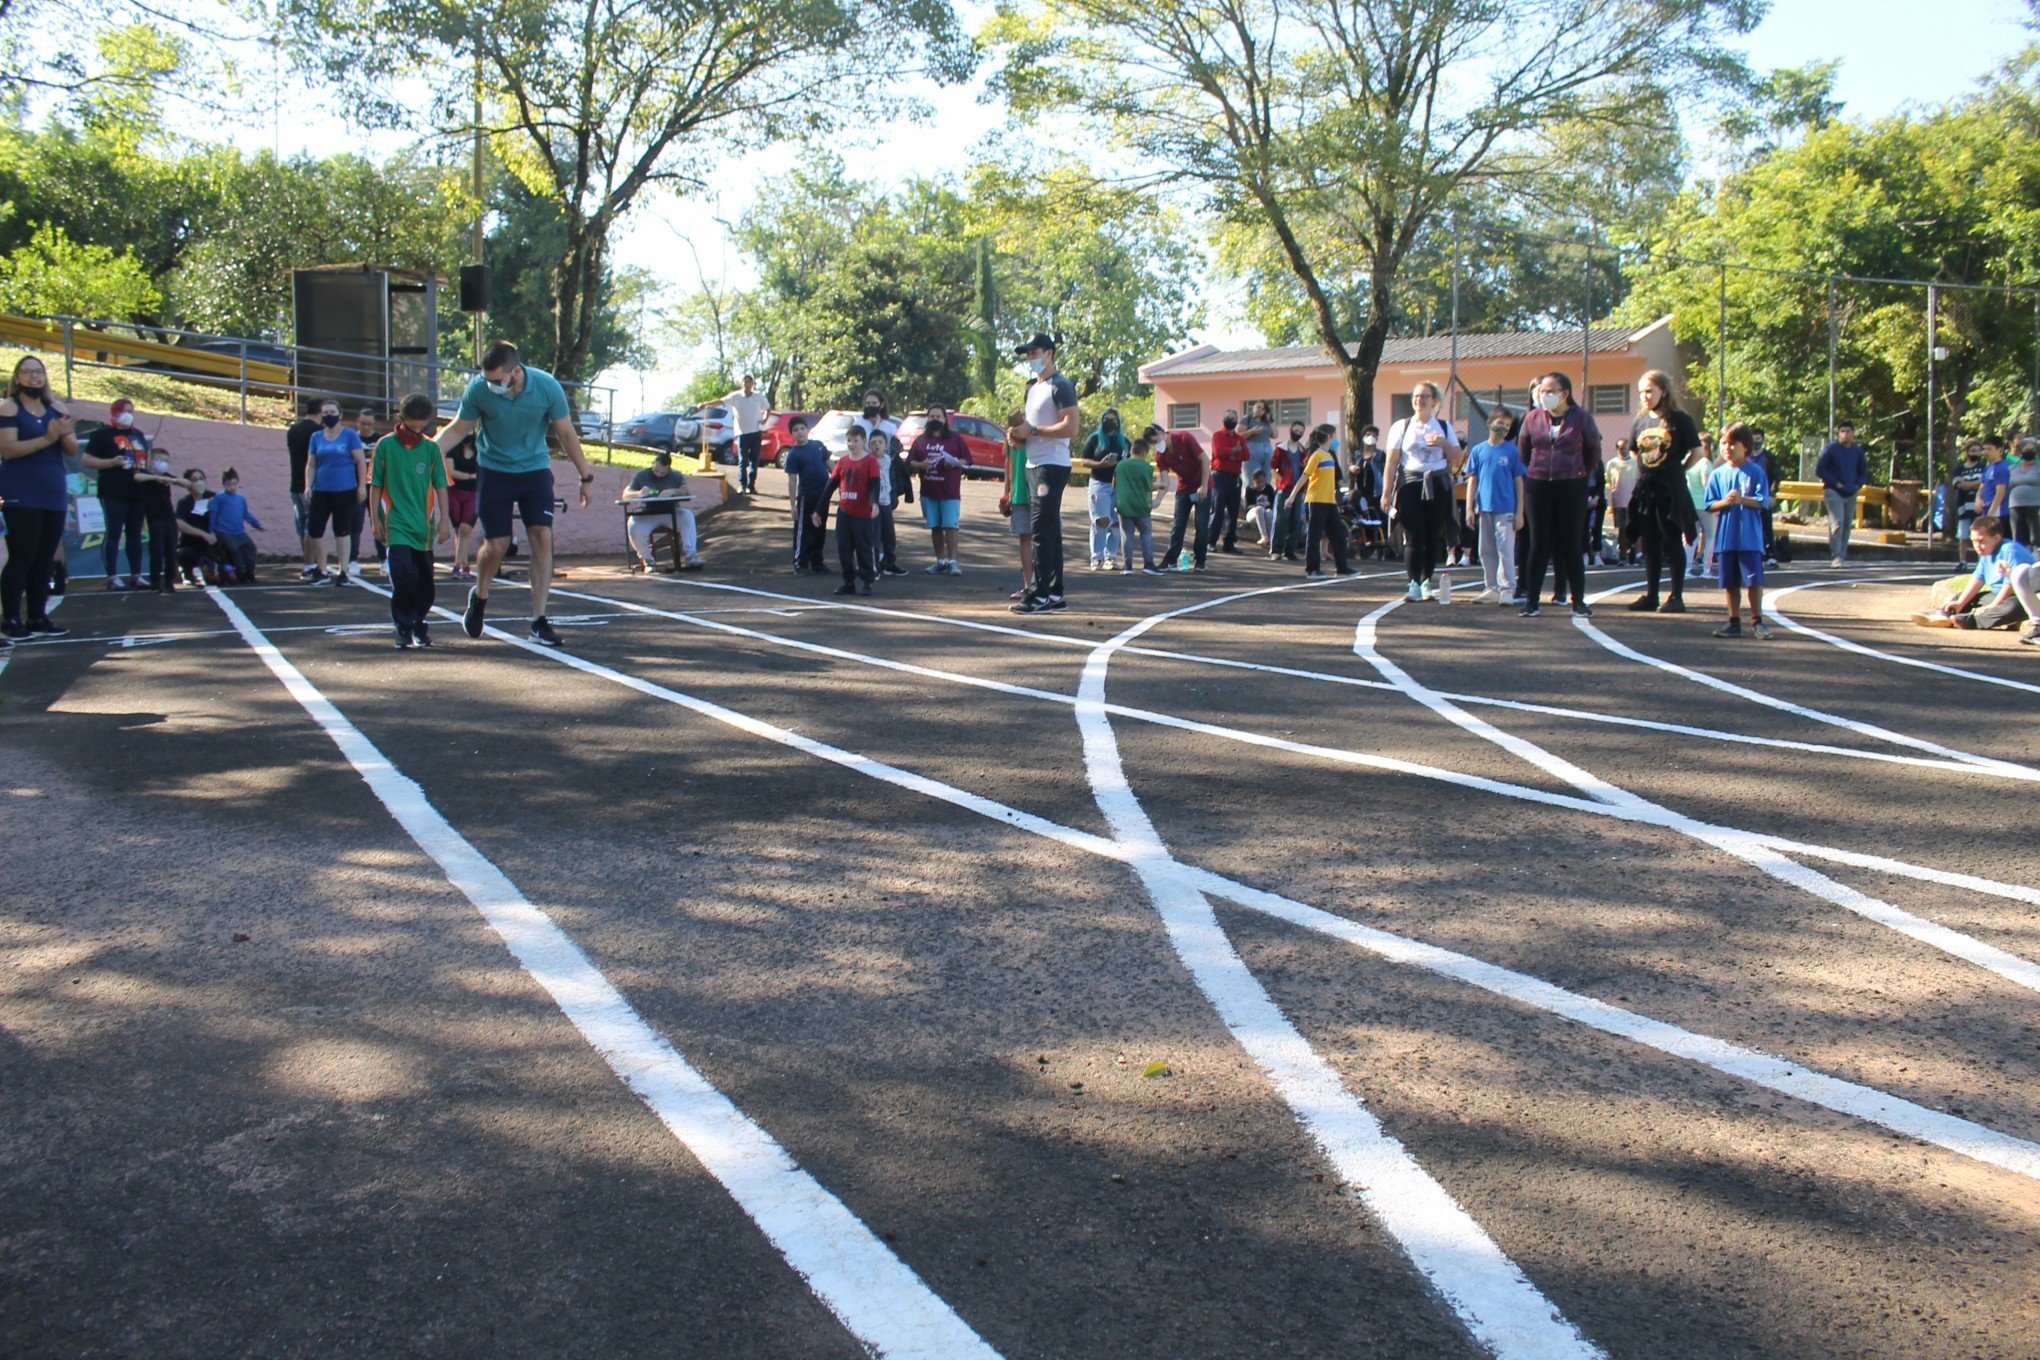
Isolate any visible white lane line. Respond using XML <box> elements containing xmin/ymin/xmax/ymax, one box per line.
<box><xmin>203</xmin><ymin>587</ymin><xmax>1002</xmax><ymax>1360</ymax></box>
<box><xmin>1766</xmin><ymin>577</ymin><xmax>2040</xmax><ymax>696</ymax></box>
<box><xmin>1573</xmin><ymin>583</ymin><xmax>2037</xmax><ymax>779</ymax></box>
<box><xmin>1356</xmin><ymin>600</ymin><xmax>2040</xmax><ymax>995</ymax></box>
<box><xmin>643</xmin><ymin>576</ymin><xmax>1994</xmax><ymax>779</ymax></box>
<box><xmin>349</xmin><ymin>581</ymin><xmax>2040</xmax><ymax>1185</ymax></box>
<box><xmin>529</xmin><ymin>579</ymin><xmax>2040</xmax><ymax>914</ymax></box>
<box><xmin>1075</xmin><ymin>586</ymin><xmax>1605</xmax><ymax>1359</ymax></box>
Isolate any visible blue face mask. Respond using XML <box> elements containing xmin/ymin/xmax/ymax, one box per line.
<box><xmin>1027</xmin><ymin>357</ymin><xmax>1047</xmax><ymax>376</ymax></box>
<box><xmin>486</xmin><ymin>379</ymin><xmax>513</xmax><ymax>398</ymax></box>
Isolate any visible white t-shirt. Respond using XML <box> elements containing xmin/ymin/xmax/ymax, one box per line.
<box><xmin>1389</xmin><ymin>416</ymin><xmax>1457</xmax><ymax>480</ymax></box>
<box><xmin>725</xmin><ymin>392</ymin><xmax>768</xmax><ymax>435</ymax></box>
<box><xmin>854</xmin><ymin>416</ymin><xmax>900</xmax><ymax>507</ymax></box>
<box><xmin>1024</xmin><ymin>373</ymin><xmax>1080</xmax><ymax>469</ymax></box>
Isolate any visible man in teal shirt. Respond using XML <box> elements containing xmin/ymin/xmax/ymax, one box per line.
<box><xmin>431</xmin><ymin>340</ymin><xmax>595</xmax><ymax>647</ymax></box>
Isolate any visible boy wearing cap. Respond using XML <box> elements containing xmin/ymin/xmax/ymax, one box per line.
<box><xmin>623</xmin><ymin>450</ymin><xmax>702</xmax><ymax>570</ymax></box>
<box><xmin>1008</xmin><ymin>333</ymin><xmax>1079</xmax><ymax>613</ymax></box>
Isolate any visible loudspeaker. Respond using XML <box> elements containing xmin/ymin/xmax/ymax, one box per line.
<box><xmin>458</xmin><ymin>264</ymin><xmax>491</xmax><ymax>313</ymax></box>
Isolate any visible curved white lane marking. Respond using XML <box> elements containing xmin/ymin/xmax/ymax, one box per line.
<box><xmin>205</xmin><ymin>588</ymin><xmax>1002</xmax><ymax>1360</ymax></box>
<box><xmin>1070</xmin><ymin>585</ymin><xmax>1606</xmax><ymax>1360</ymax></box>
<box><xmin>1766</xmin><ymin>577</ymin><xmax>2040</xmax><ymax>696</ymax></box>
<box><xmin>1356</xmin><ymin>600</ymin><xmax>2040</xmax><ymax>995</ymax></box>
<box><xmin>646</xmin><ymin>575</ymin><xmax>2005</xmax><ymax>778</ymax></box>
<box><xmin>1573</xmin><ymin>582</ymin><xmax>2036</xmax><ymax>778</ymax></box>
<box><xmin>338</xmin><ymin>579</ymin><xmax>2040</xmax><ymax>1185</ymax></box>
<box><xmin>537</xmin><ymin>580</ymin><xmax>2040</xmax><ymax>912</ymax></box>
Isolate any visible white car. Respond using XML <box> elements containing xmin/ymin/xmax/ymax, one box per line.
<box><xmin>571</xmin><ymin>409</ymin><xmax>610</xmax><ymax>442</ymax></box>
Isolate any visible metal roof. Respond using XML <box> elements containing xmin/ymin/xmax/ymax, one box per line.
<box><xmin>1145</xmin><ymin>322</ymin><xmax>1660</xmax><ymax>378</ymax></box>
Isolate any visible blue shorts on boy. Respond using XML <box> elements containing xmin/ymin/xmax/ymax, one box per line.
<box><xmin>1719</xmin><ymin>550</ymin><xmax>1763</xmax><ymax>588</ymax></box>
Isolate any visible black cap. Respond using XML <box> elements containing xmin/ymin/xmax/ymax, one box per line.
<box><xmin>1013</xmin><ymin>331</ymin><xmax>1056</xmax><ymax>356</ymax></box>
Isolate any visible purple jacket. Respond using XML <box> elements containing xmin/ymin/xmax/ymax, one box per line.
<box><xmin>1518</xmin><ymin>405</ymin><xmax>1604</xmax><ymax>482</ymax></box>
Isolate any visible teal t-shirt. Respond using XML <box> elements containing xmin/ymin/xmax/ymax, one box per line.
<box><xmin>457</xmin><ymin>366</ymin><xmax>570</xmax><ymax>474</ymax></box>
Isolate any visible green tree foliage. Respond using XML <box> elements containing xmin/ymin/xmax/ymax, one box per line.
<box><xmin>1623</xmin><ymin>81</ymin><xmax>2040</xmax><ymax>478</ymax></box>
<box><xmin>0</xmin><ymin>222</ymin><xmax>161</xmax><ymax>318</ymax></box>
<box><xmin>481</xmin><ymin>174</ymin><xmax>655</xmax><ymax>381</ymax></box>
<box><xmin>986</xmin><ymin>0</ymin><xmax>1759</xmax><ymax>430</ymax></box>
<box><xmin>278</xmin><ymin>0</ymin><xmax>973</xmax><ymax>383</ymax></box>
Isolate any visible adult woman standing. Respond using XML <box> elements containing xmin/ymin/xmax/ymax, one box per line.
<box><xmin>1381</xmin><ymin>382</ymin><xmax>1460</xmax><ymax>602</ymax></box>
<box><xmin>1268</xmin><ymin>419</ymin><xmax>1309</xmax><ymax>561</ymax></box>
<box><xmin>0</xmin><ymin>355</ymin><xmax>77</xmax><ymax>637</ymax></box>
<box><xmin>1080</xmin><ymin>407</ymin><xmax>1129</xmax><ymax>570</ymax></box>
<box><xmin>1517</xmin><ymin>372</ymin><xmax>1603</xmax><ymax>617</ymax></box>
<box><xmin>303</xmin><ymin>399</ymin><xmax>367</xmax><ymax>584</ymax></box>
<box><xmin>1623</xmin><ymin>370</ymin><xmax>1701</xmax><ymax>611</ymax></box>
<box><xmin>82</xmin><ymin>396</ymin><xmax>148</xmax><ymax>587</ymax></box>
<box><xmin>2007</xmin><ymin>438</ymin><xmax>2040</xmax><ymax>548</ymax></box>
<box><xmin>1239</xmin><ymin>400</ymin><xmax>1277</xmax><ymax>487</ymax></box>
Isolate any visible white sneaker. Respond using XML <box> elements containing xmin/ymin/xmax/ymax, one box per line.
<box><xmin>946</xmin><ymin>562</ymin><xmax>963</xmax><ymax>576</ymax></box>
<box><xmin>683</xmin><ymin>554</ymin><xmax>704</xmax><ymax>568</ymax></box>
<box><xmin>1470</xmin><ymin>588</ymin><xmax>1499</xmax><ymax>604</ymax></box>
<box><xmin>1418</xmin><ymin>578</ymin><xmax>1437</xmax><ymax>601</ymax></box>
<box><xmin>926</xmin><ymin>562</ymin><xmax>946</xmax><ymax>574</ymax></box>
<box><xmin>107</xmin><ymin>575</ymin><xmax>128</xmax><ymax>589</ymax></box>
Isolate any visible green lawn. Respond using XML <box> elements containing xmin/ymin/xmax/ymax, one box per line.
<box><xmin>3</xmin><ymin>346</ymin><xmax>296</xmax><ymax>425</ymax></box>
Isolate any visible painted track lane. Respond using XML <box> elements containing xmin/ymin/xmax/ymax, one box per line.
<box><xmin>205</xmin><ymin>587</ymin><xmax>1003</xmax><ymax>1360</ymax></box>
<box><xmin>1765</xmin><ymin>576</ymin><xmax>2040</xmax><ymax>695</ymax></box>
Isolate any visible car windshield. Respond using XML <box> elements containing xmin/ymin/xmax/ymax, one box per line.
<box><xmin>810</xmin><ymin>411</ymin><xmax>856</xmax><ymax>448</ymax></box>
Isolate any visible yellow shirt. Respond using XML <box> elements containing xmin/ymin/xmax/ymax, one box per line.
<box><xmin>1302</xmin><ymin>449</ymin><xmax>1340</xmax><ymax>504</ymax></box>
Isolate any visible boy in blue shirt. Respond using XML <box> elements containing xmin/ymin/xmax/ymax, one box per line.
<box><xmin>1465</xmin><ymin>411</ymin><xmax>1525</xmax><ymax>603</ymax></box>
<box><xmin>1705</xmin><ymin>423</ymin><xmax>1772</xmax><ymax>639</ymax></box>
<box><xmin>781</xmin><ymin>415</ymin><xmax>832</xmax><ymax>574</ymax></box>
<box><xmin>209</xmin><ymin>467</ymin><xmax>265</xmax><ymax>584</ymax></box>
<box><xmin>1914</xmin><ymin>516</ymin><xmax>2035</xmax><ymax>631</ymax></box>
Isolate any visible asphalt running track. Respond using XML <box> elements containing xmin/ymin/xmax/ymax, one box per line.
<box><xmin>3</xmin><ymin>510</ymin><xmax>2037</xmax><ymax>1359</ymax></box>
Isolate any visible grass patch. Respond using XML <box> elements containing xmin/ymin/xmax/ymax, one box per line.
<box><xmin>3</xmin><ymin>346</ymin><xmax>295</xmax><ymax>425</ymax></box>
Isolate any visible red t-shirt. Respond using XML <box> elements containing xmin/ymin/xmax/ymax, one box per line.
<box><xmin>1211</xmin><ymin>428</ymin><xmax>1248</xmax><ymax>474</ymax></box>
<box><xmin>832</xmin><ymin>453</ymin><xmax>881</xmax><ymax>519</ymax></box>
<box><xmin>1157</xmin><ymin>432</ymin><xmax>1206</xmax><ymax>493</ymax></box>
<box><xmin>1271</xmin><ymin>444</ymin><xmax>1300</xmax><ymax>492</ymax></box>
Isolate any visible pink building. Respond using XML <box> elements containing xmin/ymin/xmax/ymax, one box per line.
<box><xmin>1139</xmin><ymin>317</ymin><xmax>1689</xmax><ymax>445</ymax></box>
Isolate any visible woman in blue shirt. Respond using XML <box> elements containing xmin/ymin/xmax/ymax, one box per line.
<box><xmin>303</xmin><ymin>399</ymin><xmax>367</xmax><ymax>584</ymax></box>
<box><xmin>0</xmin><ymin>355</ymin><xmax>78</xmax><ymax>638</ymax></box>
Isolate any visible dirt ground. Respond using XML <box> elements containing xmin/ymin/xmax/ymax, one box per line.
<box><xmin>3</xmin><ymin>482</ymin><xmax>2036</xmax><ymax>1359</ymax></box>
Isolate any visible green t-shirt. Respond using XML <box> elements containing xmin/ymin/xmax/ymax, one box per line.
<box><xmin>1114</xmin><ymin>456</ymin><xmax>1155</xmax><ymax>518</ymax></box>
<box><xmin>1006</xmin><ymin>446</ymin><xmax>1030</xmax><ymax>507</ymax></box>
<box><xmin>371</xmin><ymin>435</ymin><xmax>449</xmax><ymax>551</ymax></box>
<box><xmin>457</xmin><ymin>365</ymin><xmax>570</xmax><ymax>474</ymax></box>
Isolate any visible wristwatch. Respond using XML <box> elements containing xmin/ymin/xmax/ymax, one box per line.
<box><xmin>579</xmin><ymin>473</ymin><xmax>595</xmax><ymax>483</ymax></box>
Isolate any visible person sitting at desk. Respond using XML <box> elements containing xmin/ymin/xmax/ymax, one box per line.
<box><xmin>624</xmin><ymin>450</ymin><xmax>702</xmax><ymax>570</ymax></box>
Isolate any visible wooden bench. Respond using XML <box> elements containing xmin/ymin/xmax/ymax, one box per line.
<box><xmin>1774</xmin><ymin>480</ymin><xmax>1889</xmax><ymax>528</ymax></box>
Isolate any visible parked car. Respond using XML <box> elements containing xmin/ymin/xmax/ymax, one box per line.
<box><xmin>761</xmin><ymin>411</ymin><xmax>819</xmax><ymax>469</ymax></box>
<box><xmin>675</xmin><ymin>404</ymin><xmax>738</xmax><ymax>460</ymax></box>
<box><xmin>807</xmin><ymin>409</ymin><xmax>861</xmax><ymax>460</ymax></box>
<box><xmin>617</xmin><ymin>411</ymin><xmax>685</xmax><ymax>450</ymax></box>
<box><xmin>893</xmin><ymin>411</ymin><xmax>1008</xmax><ymax>480</ymax></box>
<box><xmin>570</xmin><ymin>409</ymin><xmax>610</xmax><ymax>442</ymax></box>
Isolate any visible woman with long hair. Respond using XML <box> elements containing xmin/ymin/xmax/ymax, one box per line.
<box><xmin>1624</xmin><ymin>369</ymin><xmax>1702</xmax><ymax>612</ymax></box>
<box><xmin>0</xmin><ymin>355</ymin><xmax>78</xmax><ymax>637</ymax></box>
<box><xmin>1517</xmin><ymin>371</ymin><xmax>1603</xmax><ymax>617</ymax></box>
<box><xmin>1381</xmin><ymin>381</ymin><xmax>1460</xmax><ymax>602</ymax></box>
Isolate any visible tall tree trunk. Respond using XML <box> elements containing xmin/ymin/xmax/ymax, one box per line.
<box><xmin>551</xmin><ymin>217</ymin><xmax>607</xmax><ymax>385</ymax></box>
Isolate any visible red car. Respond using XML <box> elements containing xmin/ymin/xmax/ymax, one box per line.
<box><xmin>894</xmin><ymin>411</ymin><xmax>1008</xmax><ymax>480</ymax></box>
<box><xmin>761</xmin><ymin>410</ymin><xmax>819</xmax><ymax>469</ymax></box>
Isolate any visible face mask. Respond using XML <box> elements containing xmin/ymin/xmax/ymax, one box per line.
<box><xmin>1540</xmin><ymin>391</ymin><xmax>1566</xmax><ymax>414</ymax></box>
<box><xmin>1490</xmin><ymin>429</ymin><xmax>1510</xmax><ymax>442</ymax></box>
<box><xmin>1103</xmin><ymin>418</ymin><xmax>1119</xmax><ymax>432</ymax></box>
<box><xmin>863</xmin><ymin>404</ymin><xmax>882</xmax><ymax>419</ymax></box>
<box><xmin>1289</xmin><ymin>428</ymin><xmax>1304</xmax><ymax>441</ymax></box>
<box><xmin>926</xmin><ymin>421</ymin><xmax>946</xmax><ymax>437</ymax></box>
<box><xmin>151</xmin><ymin>457</ymin><xmax>169</xmax><ymax>474</ymax></box>
<box><xmin>322</xmin><ymin>413</ymin><xmax>340</xmax><ymax>428</ymax></box>
<box><xmin>1026</xmin><ymin>358</ymin><xmax>1047</xmax><ymax>376</ymax></box>
<box><xmin>116</xmin><ymin>412</ymin><xmax>135</xmax><ymax>429</ymax></box>
<box><xmin>18</xmin><ymin>381</ymin><xmax>44</xmax><ymax>398</ymax></box>
<box><xmin>1223</xmin><ymin>417</ymin><xmax>1237</xmax><ymax>429</ymax></box>
<box><xmin>1362</xmin><ymin>435</ymin><xmax>1376</xmax><ymax>448</ymax></box>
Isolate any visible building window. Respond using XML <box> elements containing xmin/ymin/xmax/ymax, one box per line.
<box><xmin>1168</xmin><ymin>403</ymin><xmax>1201</xmax><ymax>430</ymax></box>
<box><xmin>1589</xmin><ymin>384</ymin><xmax>1630</xmax><ymax>415</ymax></box>
<box><xmin>1275</xmin><ymin>398</ymin><xmax>1312</xmax><ymax>426</ymax></box>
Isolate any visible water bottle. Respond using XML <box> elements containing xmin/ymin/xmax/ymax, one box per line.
<box><xmin>1435</xmin><ymin>568</ymin><xmax>1453</xmax><ymax>603</ymax></box>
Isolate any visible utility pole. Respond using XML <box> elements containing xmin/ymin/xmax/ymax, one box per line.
<box><xmin>471</xmin><ymin>51</ymin><xmax>486</xmax><ymax>367</ymax></box>
<box><xmin>1826</xmin><ymin>277</ymin><xmax>1837</xmax><ymax>446</ymax></box>
<box><xmin>1581</xmin><ymin>245</ymin><xmax>1592</xmax><ymax>399</ymax></box>
<box><xmin>1926</xmin><ymin>283</ymin><xmax>1940</xmax><ymax>555</ymax></box>
<box><xmin>1448</xmin><ymin>221</ymin><xmax>1460</xmax><ymax>433</ymax></box>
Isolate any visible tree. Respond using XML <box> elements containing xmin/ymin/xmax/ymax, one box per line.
<box><xmin>987</xmin><ymin>0</ymin><xmax>1759</xmax><ymax>430</ymax></box>
<box><xmin>279</xmin><ymin>0</ymin><xmax>973</xmax><ymax>383</ymax></box>
<box><xmin>481</xmin><ymin>173</ymin><xmax>655</xmax><ymax>382</ymax></box>
<box><xmin>0</xmin><ymin>222</ymin><xmax>161</xmax><ymax>318</ymax></box>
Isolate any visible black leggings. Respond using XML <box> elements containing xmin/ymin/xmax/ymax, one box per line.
<box><xmin>1305</xmin><ymin>502</ymin><xmax>1349</xmax><ymax>574</ymax></box>
<box><xmin>2012</xmin><ymin>505</ymin><xmax>2040</xmax><ymax>548</ymax></box>
<box><xmin>101</xmin><ymin>493</ymin><xmax>144</xmax><ymax>577</ymax></box>
<box><xmin>146</xmin><ymin>497</ymin><xmax>177</xmax><ymax>585</ymax></box>
<box><xmin>1398</xmin><ymin>474</ymin><xmax>1451</xmax><ymax>583</ymax></box>
<box><xmin>1</xmin><ymin>505</ymin><xmax>64</xmax><ymax>624</ymax></box>
<box><xmin>1524</xmin><ymin>477</ymin><xmax>1588</xmax><ymax>606</ymax></box>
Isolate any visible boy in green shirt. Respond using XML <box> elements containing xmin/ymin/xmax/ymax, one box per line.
<box><xmin>999</xmin><ymin>411</ymin><xmax>1034</xmax><ymax>600</ymax></box>
<box><xmin>370</xmin><ymin>392</ymin><xmax>451</xmax><ymax>649</ymax></box>
<box><xmin>1115</xmin><ymin>438</ymin><xmax>1162</xmax><ymax>573</ymax></box>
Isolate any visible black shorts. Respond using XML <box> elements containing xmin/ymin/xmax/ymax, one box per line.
<box><xmin>306</xmin><ymin>488</ymin><xmax>359</xmax><ymax>537</ymax></box>
<box><xmin>478</xmin><ymin>468</ymin><xmax>556</xmax><ymax>539</ymax></box>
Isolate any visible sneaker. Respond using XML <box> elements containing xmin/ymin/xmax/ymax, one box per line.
<box><xmin>1518</xmin><ymin>603</ymin><xmax>1541</xmax><ymax>617</ymax></box>
<box><xmin>1470</xmin><ymin>589</ymin><xmax>1499</xmax><ymax>605</ymax></box>
<box><xmin>1418</xmin><ymin>579</ymin><xmax>1437</xmax><ymax>601</ymax></box>
<box><xmin>1658</xmin><ymin>597</ymin><xmax>1687</xmax><ymax>614</ymax></box>
<box><xmin>106</xmin><ymin>576</ymin><xmax>127</xmax><ymax>590</ymax></box>
<box><xmin>1830</xmin><ymin>558</ymin><xmax>1846</xmax><ymax>569</ymax></box>
<box><xmin>299</xmin><ymin>564</ymin><xmax>320</xmax><ymax>581</ymax></box>
<box><xmin>881</xmin><ymin>564</ymin><xmax>909</xmax><ymax>578</ymax></box>
<box><xmin>833</xmin><ymin>583</ymin><xmax>857</xmax><ymax>595</ymax></box>
<box><xmin>413</xmin><ymin>623</ymin><xmax>433</xmax><ymax>648</ymax></box>
<box><xmin>462</xmin><ymin>588</ymin><xmax>487</xmax><ymax>638</ymax></box>
<box><xmin>859</xmin><ymin>582</ymin><xmax>874</xmax><ymax>596</ymax></box>
<box><xmin>682</xmin><ymin>554</ymin><xmax>704</xmax><ymax>569</ymax></box>
<box><xmin>1404</xmin><ymin>581</ymin><xmax>1423</xmax><ymax>602</ymax></box>
<box><xmin>1043</xmin><ymin>595</ymin><xmax>1068</xmax><ymax>611</ymax></box>
<box><xmin>946</xmin><ymin>563</ymin><xmax>963</xmax><ymax>576</ymax></box>
<box><xmin>1141</xmin><ymin>564</ymin><xmax>1167</xmax><ymax>576</ymax></box>
<box><xmin>27</xmin><ymin>617</ymin><xmax>66</xmax><ymax>637</ymax></box>
<box><xmin>135</xmin><ymin>575</ymin><xmax>154</xmax><ymax>589</ymax></box>
<box><xmin>1713</xmin><ymin>621</ymin><xmax>1743</xmax><ymax>638</ymax></box>
<box><xmin>528</xmin><ymin>616</ymin><xmax>563</xmax><ymax>647</ymax></box>
<box><xmin>1911</xmin><ymin>612</ymin><xmax>1957</xmax><ymax>628</ymax></box>
<box><xmin>1010</xmin><ymin>595</ymin><xmax>1052</xmax><ymax>614</ymax></box>
<box><xmin>1</xmin><ymin>619</ymin><xmax>28</xmax><ymax>640</ymax></box>
<box><xmin>1750</xmin><ymin>620</ymin><xmax>1774</xmax><ymax>640</ymax></box>
<box><xmin>332</xmin><ymin>572</ymin><xmax>349</xmax><ymax>587</ymax></box>
<box><xmin>1571</xmin><ymin>602</ymin><xmax>1593</xmax><ymax>618</ymax></box>
<box><xmin>2021</xmin><ymin>629</ymin><xmax>2040</xmax><ymax>646</ymax></box>
<box><xmin>927</xmin><ymin>562</ymin><xmax>947</xmax><ymax>574</ymax></box>
<box><xmin>1626</xmin><ymin>595</ymin><xmax>1659</xmax><ymax>611</ymax></box>
<box><xmin>394</xmin><ymin>627</ymin><xmax>414</xmax><ymax>650</ymax></box>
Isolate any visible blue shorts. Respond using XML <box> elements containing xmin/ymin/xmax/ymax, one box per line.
<box><xmin>478</xmin><ymin>468</ymin><xmax>555</xmax><ymax>540</ymax></box>
<box><xmin>1719</xmin><ymin>550</ymin><xmax>1764</xmax><ymax>589</ymax></box>
<box><xmin>921</xmin><ymin>497</ymin><xmax>961</xmax><ymax>530</ymax></box>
